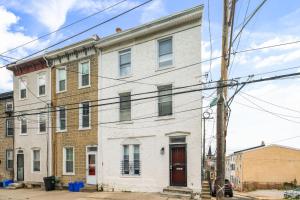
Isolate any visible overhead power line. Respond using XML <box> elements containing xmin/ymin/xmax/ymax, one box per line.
<box><xmin>0</xmin><ymin>0</ymin><xmax>153</xmax><ymax>69</ymax></box>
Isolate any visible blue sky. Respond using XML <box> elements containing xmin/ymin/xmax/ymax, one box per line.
<box><xmin>1</xmin><ymin>0</ymin><xmax>300</xmax><ymax>153</ymax></box>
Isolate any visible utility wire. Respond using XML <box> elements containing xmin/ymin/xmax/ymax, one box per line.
<box><xmin>0</xmin><ymin>0</ymin><xmax>153</xmax><ymax>68</ymax></box>
<box><xmin>0</xmin><ymin>0</ymin><xmax>128</xmax><ymax>59</ymax></box>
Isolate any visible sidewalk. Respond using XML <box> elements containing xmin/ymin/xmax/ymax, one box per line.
<box><xmin>235</xmin><ymin>190</ymin><xmax>284</xmax><ymax>200</ymax></box>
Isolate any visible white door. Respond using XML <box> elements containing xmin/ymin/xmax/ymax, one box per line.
<box><xmin>86</xmin><ymin>150</ymin><xmax>97</xmax><ymax>185</ymax></box>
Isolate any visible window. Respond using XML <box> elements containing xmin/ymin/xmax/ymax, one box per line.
<box><xmin>121</xmin><ymin>144</ymin><xmax>140</xmax><ymax>176</ymax></box>
<box><xmin>38</xmin><ymin>73</ymin><xmax>46</xmax><ymax>96</ymax></box>
<box><xmin>33</xmin><ymin>149</ymin><xmax>40</xmax><ymax>172</ymax></box>
<box><xmin>39</xmin><ymin>113</ymin><xmax>46</xmax><ymax>133</ymax></box>
<box><xmin>6</xmin><ymin>150</ymin><xmax>13</xmax><ymax>170</ymax></box>
<box><xmin>158</xmin><ymin>37</ymin><xmax>173</xmax><ymax>68</ymax></box>
<box><xmin>57</xmin><ymin>107</ymin><xmax>66</xmax><ymax>131</ymax></box>
<box><xmin>20</xmin><ymin>79</ymin><xmax>27</xmax><ymax>99</ymax></box>
<box><xmin>119</xmin><ymin>49</ymin><xmax>131</xmax><ymax>77</ymax></box>
<box><xmin>20</xmin><ymin>116</ymin><xmax>27</xmax><ymax>134</ymax></box>
<box><xmin>57</xmin><ymin>67</ymin><xmax>66</xmax><ymax>92</ymax></box>
<box><xmin>79</xmin><ymin>61</ymin><xmax>90</xmax><ymax>87</ymax></box>
<box><xmin>119</xmin><ymin>92</ymin><xmax>131</xmax><ymax>121</ymax></box>
<box><xmin>5</xmin><ymin>102</ymin><xmax>13</xmax><ymax>112</ymax></box>
<box><xmin>64</xmin><ymin>147</ymin><xmax>74</xmax><ymax>174</ymax></box>
<box><xmin>79</xmin><ymin>102</ymin><xmax>90</xmax><ymax>129</ymax></box>
<box><xmin>158</xmin><ymin>84</ymin><xmax>172</xmax><ymax>116</ymax></box>
<box><xmin>6</xmin><ymin>118</ymin><xmax>13</xmax><ymax>136</ymax></box>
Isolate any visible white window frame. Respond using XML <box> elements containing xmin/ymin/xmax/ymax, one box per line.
<box><xmin>157</xmin><ymin>36</ymin><xmax>173</xmax><ymax>70</ymax></box>
<box><xmin>20</xmin><ymin>115</ymin><xmax>27</xmax><ymax>135</ymax></box>
<box><xmin>5</xmin><ymin>101</ymin><xmax>13</xmax><ymax>112</ymax></box>
<box><xmin>6</xmin><ymin>118</ymin><xmax>13</xmax><ymax>137</ymax></box>
<box><xmin>119</xmin><ymin>49</ymin><xmax>132</xmax><ymax>78</ymax></box>
<box><xmin>79</xmin><ymin>101</ymin><xmax>91</xmax><ymax>130</ymax></box>
<box><xmin>78</xmin><ymin>60</ymin><xmax>91</xmax><ymax>89</ymax></box>
<box><xmin>119</xmin><ymin>92</ymin><xmax>131</xmax><ymax>122</ymax></box>
<box><xmin>63</xmin><ymin>147</ymin><xmax>75</xmax><ymax>175</ymax></box>
<box><xmin>56</xmin><ymin>106</ymin><xmax>67</xmax><ymax>132</ymax></box>
<box><xmin>32</xmin><ymin>149</ymin><xmax>41</xmax><ymax>172</ymax></box>
<box><xmin>121</xmin><ymin>144</ymin><xmax>141</xmax><ymax>176</ymax></box>
<box><xmin>37</xmin><ymin>72</ymin><xmax>46</xmax><ymax>97</ymax></box>
<box><xmin>19</xmin><ymin>78</ymin><xmax>27</xmax><ymax>100</ymax></box>
<box><xmin>157</xmin><ymin>84</ymin><xmax>173</xmax><ymax>117</ymax></box>
<box><xmin>38</xmin><ymin>112</ymin><xmax>47</xmax><ymax>134</ymax></box>
<box><xmin>6</xmin><ymin>149</ymin><xmax>13</xmax><ymax>170</ymax></box>
<box><xmin>56</xmin><ymin>66</ymin><xmax>67</xmax><ymax>93</ymax></box>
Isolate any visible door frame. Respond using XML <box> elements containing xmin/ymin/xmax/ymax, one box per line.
<box><xmin>16</xmin><ymin>152</ymin><xmax>24</xmax><ymax>182</ymax></box>
<box><xmin>86</xmin><ymin>146</ymin><xmax>97</xmax><ymax>185</ymax></box>
<box><xmin>169</xmin><ymin>144</ymin><xmax>187</xmax><ymax>187</ymax></box>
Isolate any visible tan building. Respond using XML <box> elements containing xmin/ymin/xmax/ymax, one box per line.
<box><xmin>46</xmin><ymin>36</ymin><xmax>99</xmax><ymax>187</ymax></box>
<box><xmin>0</xmin><ymin>92</ymin><xmax>14</xmax><ymax>181</ymax></box>
<box><xmin>226</xmin><ymin>144</ymin><xmax>300</xmax><ymax>191</ymax></box>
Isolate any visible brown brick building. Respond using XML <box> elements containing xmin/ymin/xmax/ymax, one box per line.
<box><xmin>0</xmin><ymin>91</ymin><xmax>14</xmax><ymax>181</ymax></box>
<box><xmin>46</xmin><ymin>37</ymin><xmax>99</xmax><ymax>186</ymax></box>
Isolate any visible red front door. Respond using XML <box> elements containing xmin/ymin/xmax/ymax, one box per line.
<box><xmin>170</xmin><ymin>145</ymin><xmax>187</xmax><ymax>186</ymax></box>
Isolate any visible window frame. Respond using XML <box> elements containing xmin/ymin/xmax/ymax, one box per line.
<box><xmin>19</xmin><ymin>78</ymin><xmax>27</xmax><ymax>100</ymax></box>
<box><xmin>20</xmin><ymin>115</ymin><xmax>27</xmax><ymax>135</ymax></box>
<box><xmin>78</xmin><ymin>59</ymin><xmax>91</xmax><ymax>89</ymax></box>
<box><xmin>5</xmin><ymin>101</ymin><xmax>13</xmax><ymax>112</ymax></box>
<box><xmin>56</xmin><ymin>106</ymin><xmax>67</xmax><ymax>132</ymax></box>
<box><xmin>37</xmin><ymin>72</ymin><xmax>46</xmax><ymax>97</ymax></box>
<box><xmin>121</xmin><ymin>144</ymin><xmax>141</xmax><ymax>176</ymax></box>
<box><xmin>157</xmin><ymin>84</ymin><xmax>173</xmax><ymax>117</ymax></box>
<box><xmin>56</xmin><ymin>66</ymin><xmax>67</xmax><ymax>93</ymax></box>
<box><xmin>6</xmin><ymin>118</ymin><xmax>14</xmax><ymax>137</ymax></box>
<box><xmin>157</xmin><ymin>37</ymin><xmax>173</xmax><ymax>69</ymax></box>
<box><xmin>79</xmin><ymin>101</ymin><xmax>91</xmax><ymax>130</ymax></box>
<box><xmin>63</xmin><ymin>147</ymin><xmax>75</xmax><ymax>175</ymax></box>
<box><xmin>119</xmin><ymin>92</ymin><xmax>131</xmax><ymax>122</ymax></box>
<box><xmin>6</xmin><ymin>149</ymin><xmax>13</xmax><ymax>170</ymax></box>
<box><xmin>32</xmin><ymin>149</ymin><xmax>41</xmax><ymax>172</ymax></box>
<box><xmin>38</xmin><ymin>112</ymin><xmax>47</xmax><ymax>134</ymax></box>
<box><xmin>119</xmin><ymin>49</ymin><xmax>132</xmax><ymax>78</ymax></box>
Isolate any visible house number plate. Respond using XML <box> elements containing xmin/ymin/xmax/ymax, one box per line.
<box><xmin>176</xmin><ymin>167</ymin><xmax>183</xmax><ymax>170</ymax></box>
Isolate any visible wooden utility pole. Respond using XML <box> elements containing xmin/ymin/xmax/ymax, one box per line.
<box><xmin>216</xmin><ymin>0</ymin><xmax>235</xmax><ymax>199</ymax></box>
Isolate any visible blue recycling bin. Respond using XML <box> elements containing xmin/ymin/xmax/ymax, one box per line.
<box><xmin>68</xmin><ymin>182</ymin><xmax>74</xmax><ymax>192</ymax></box>
<box><xmin>73</xmin><ymin>182</ymin><xmax>80</xmax><ymax>192</ymax></box>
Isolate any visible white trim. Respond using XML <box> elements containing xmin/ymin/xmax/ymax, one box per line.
<box><xmin>118</xmin><ymin>48</ymin><xmax>132</xmax><ymax>78</ymax></box>
<box><xmin>79</xmin><ymin>101</ymin><xmax>91</xmax><ymax>130</ymax></box>
<box><xmin>78</xmin><ymin>59</ymin><xmax>91</xmax><ymax>89</ymax></box>
<box><xmin>56</xmin><ymin>66</ymin><xmax>67</xmax><ymax>93</ymax></box>
<box><xmin>157</xmin><ymin>36</ymin><xmax>174</xmax><ymax>70</ymax></box>
<box><xmin>63</xmin><ymin>146</ymin><xmax>75</xmax><ymax>175</ymax></box>
<box><xmin>6</xmin><ymin>149</ymin><xmax>13</xmax><ymax>170</ymax></box>
<box><xmin>156</xmin><ymin>83</ymin><xmax>174</xmax><ymax>118</ymax></box>
<box><xmin>37</xmin><ymin>72</ymin><xmax>46</xmax><ymax>97</ymax></box>
<box><xmin>32</xmin><ymin>148</ymin><xmax>41</xmax><ymax>173</ymax></box>
<box><xmin>56</xmin><ymin>106</ymin><xmax>67</xmax><ymax>132</ymax></box>
<box><xmin>19</xmin><ymin>78</ymin><xmax>27</xmax><ymax>100</ymax></box>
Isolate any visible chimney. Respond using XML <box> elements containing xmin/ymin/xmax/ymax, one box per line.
<box><xmin>116</xmin><ymin>27</ymin><xmax>122</xmax><ymax>33</ymax></box>
<box><xmin>92</xmin><ymin>34</ymin><xmax>100</xmax><ymax>41</ymax></box>
<box><xmin>261</xmin><ymin>141</ymin><xmax>265</xmax><ymax>146</ymax></box>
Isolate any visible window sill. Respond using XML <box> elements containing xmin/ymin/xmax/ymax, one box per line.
<box><xmin>155</xmin><ymin>115</ymin><xmax>175</xmax><ymax>121</ymax></box>
<box><xmin>37</xmin><ymin>132</ymin><xmax>46</xmax><ymax>135</ymax></box>
<box><xmin>19</xmin><ymin>134</ymin><xmax>28</xmax><ymax>136</ymax></box>
<box><xmin>6</xmin><ymin>135</ymin><xmax>14</xmax><ymax>137</ymax></box>
<box><xmin>56</xmin><ymin>90</ymin><xmax>67</xmax><ymax>94</ymax></box>
<box><xmin>117</xmin><ymin>120</ymin><xmax>133</xmax><ymax>125</ymax></box>
<box><xmin>78</xmin><ymin>85</ymin><xmax>91</xmax><ymax>90</ymax></box>
<box><xmin>79</xmin><ymin>127</ymin><xmax>91</xmax><ymax>131</ymax></box>
<box><xmin>156</xmin><ymin>65</ymin><xmax>174</xmax><ymax>72</ymax></box>
<box><xmin>19</xmin><ymin>98</ymin><xmax>27</xmax><ymax>101</ymax></box>
<box><xmin>38</xmin><ymin>94</ymin><xmax>46</xmax><ymax>97</ymax></box>
<box><xmin>118</xmin><ymin>74</ymin><xmax>132</xmax><ymax>79</ymax></box>
<box><xmin>120</xmin><ymin>175</ymin><xmax>141</xmax><ymax>178</ymax></box>
<box><xmin>56</xmin><ymin>130</ymin><xmax>67</xmax><ymax>133</ymax></box>
<box><xmin>63</xmin><ymin>173</ymin><xmax>75</xmax><ymax>176</ymax></box>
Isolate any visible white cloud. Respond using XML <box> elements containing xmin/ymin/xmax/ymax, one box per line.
<box><xmin>140</xmin><ymin>0</ymin><xmax>167</xmax><ymax>24</ymax></box>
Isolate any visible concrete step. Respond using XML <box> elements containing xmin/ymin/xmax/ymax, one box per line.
<box><xmin>161</xmin><ymin>192</ymin><xmax>191</xmax><ymax>199</ymax></box>
<box><xmin>163</xmin><ymin>186</ymin><xmax>193</xmax><ymax>195</ymax></box>
<box><xmin>6</xmin><ymin>183</ymin><xmax>24</xmax><ymax>189</ymax></box>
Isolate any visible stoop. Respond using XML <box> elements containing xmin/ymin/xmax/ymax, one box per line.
<box><xmin>201</xmin><ymin>181</ymin><xmax>211</xmax><ymax>200</ymax></box>
<box><xmin>162</xmin><ymin>186</ymin><xmax>193</xmax><ymax>199</ymax></box>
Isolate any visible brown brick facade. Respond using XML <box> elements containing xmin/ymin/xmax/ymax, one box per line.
<box><xmin>51</xmin><ymin>53</ymin><xmax>98</xmax><ymax>185</ymax></box>
<box><xmin>0</xmin><ymin>94</ymin><xmax>14</xmax><ymax>180</ymax></box>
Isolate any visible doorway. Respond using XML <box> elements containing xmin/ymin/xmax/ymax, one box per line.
<box><xmin>169</xmin><ymin>145</ymin><xmax>187</xmax><ymax>186</ymax></box>
<box><xmin>17</xmin><ymin>153</ymin><xmax>24</xmax><ymax>181</ymax></box>
<box><xmin>86</xmin><ymin>146</ymin><xmax>97</xmax><ymax>185</ymax></box>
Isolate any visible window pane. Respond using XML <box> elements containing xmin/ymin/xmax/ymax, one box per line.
<box><xmin>33</xmin><ymin>150</ymin><xmax>40</xmax><ymax>172</ymax></box>
<box><xmin>21</xmin><ymin>118</ymin><xmax>27</xmax><ymax>134</ymax></box>
<box><xmin>158</xmin><ymin>85</ymin><xmax>172</xmax><ymax>116</ymax></box>
<box><xmin>159</xmin><ymin>39</ymin><xmax>172</xmax><ymax>56</ymax></box>
<box><xmin>39</xmin><ymin>85</ymin><xmax>45</xmax><ymax>95</ymax></box>
<box><xmin>39</xmin><ymin>114</ymin><xmax>46</xmax><ymax>132</ymax></box>
<box><xmin>82</xmin><ymin>74</ymin><xmax>89</xmax><ymax>86</ymax></box>
<box><xmin>59</xmin><ymin>69</ymin><xmax>66</xmax><ymax>80</ymax></box>
<box><xmin>81</xmin><ymin>102</ymin><xmax>90</xmax><ymax>128</ymax></box>
<box><xmin>59</xmin><ymin>107</ymin><xmax>66</xmax><ymax>130</ymax></box>
<box><xmin>6</xmin><ymin>118</ymin><xmax>14</xmax><ymax>136</ymax></box>
<box><xmin>120</xmin><ymin>64</ymin><xmax>131</xmax><ymax>77</ymax></box>
<box><xmin>59</xmin><ymin>80</ymin><xmax>65</xmax><ymax>91</ymax></box>
<box><xmin>120</xmin><ymin>93</ymin><xmax>131</xmax><ymax>121</ymax></box>
<box><xmin>65</xmin><ymin>147</ymin><xmax>73</xmax><ymax>173</ymax></box>
<box><xmin>6</xmin><ymin>150</ymin><xmax>13</xmax><ymax>169</ymax></box>
<box><xmin>66</xmin><ymin>148</ymin><xmax>73</xmax><ymax>160</ymax></box>
<box><xmin>21</xmin><ymin>89</ymin><xmax>26</xmax><ymax>99</ymax></box>
<box><xmin>81</xmin><ymin>62</ymin><xmax>89</xmax><ymax>74</ymax></box>
<box><xmin>81</xmin><ymin>62</ymin><xmax>89</xmax><ymax>86</ymax></box>
<box><xmin>66</xmin><ymin>161</ymin><xmax>73</xmax><ymax>173</ymax></box>
<box><xmin>119</xmin><ymin>50</ymin><xmax>131</xmax><ymax>77</ymax></box>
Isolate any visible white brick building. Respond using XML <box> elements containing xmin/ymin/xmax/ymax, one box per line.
<box><xmin>96</xmin><ymin>6</ymin><xmax>203</xmax><ymax>193</ymax></box>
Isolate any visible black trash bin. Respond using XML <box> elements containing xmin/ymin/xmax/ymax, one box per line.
<box><xmin>43</xmin><ymin>176</ymin><xmax>55</xmax><ymax>191</ymax></box>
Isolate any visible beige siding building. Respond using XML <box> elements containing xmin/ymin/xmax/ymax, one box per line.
<box><xmin>46</xmin><ymin>37</ymin><xmax>99</xmax><ymax>186</ymax></box>
<box><xmin>0</xmin><ymin>92</ymin><xmax>14</xmax><ymax>181</ymax></box>
<box><xmin>226</xmin><ymin>144</ymin><xmax>300</xmax><ymax>191</ymax></box>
